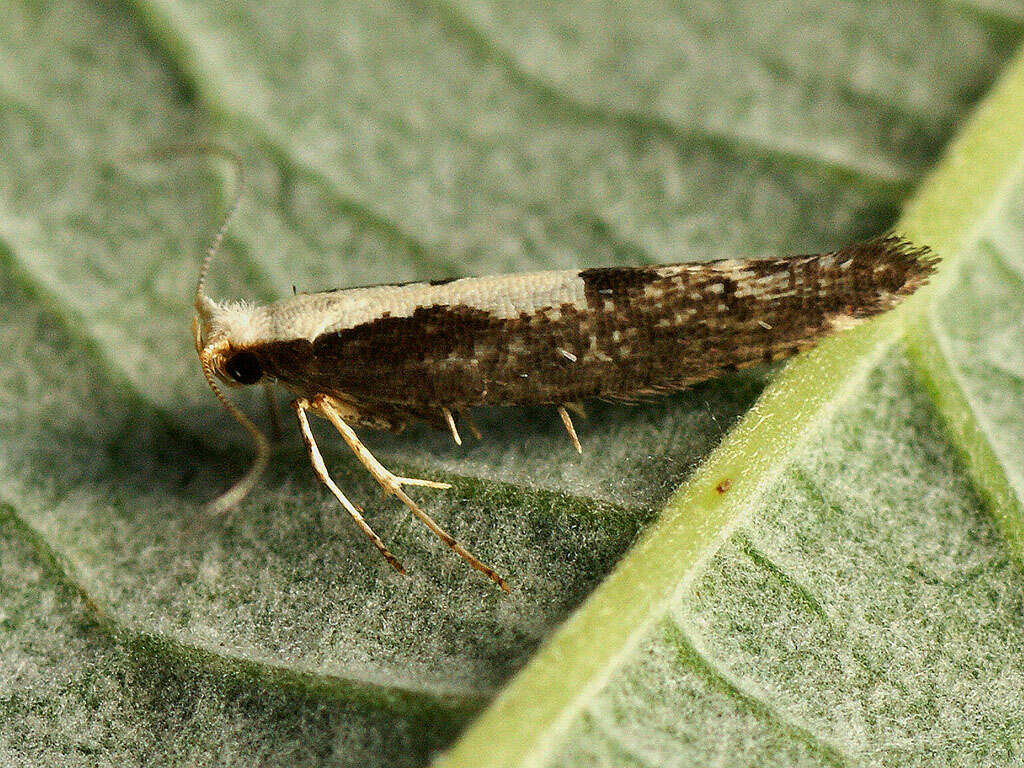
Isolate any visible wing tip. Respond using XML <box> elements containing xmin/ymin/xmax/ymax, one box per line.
<box><xmin>836</xmin><ymin>233</ymin><xmax>939</xmax><ymax>297</ymax></box>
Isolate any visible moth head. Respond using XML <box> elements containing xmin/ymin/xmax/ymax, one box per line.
<box><xmin>193</xmin><ymin>297</ymin><xmax>266</xmax><ymax>388</ymax></box>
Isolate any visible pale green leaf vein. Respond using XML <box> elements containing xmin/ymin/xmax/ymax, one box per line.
<box><xmin>417</xmin><ymin>0</ymin><xmax>918</xmax><ymax>193</ymax></box>
<box><xmin>667</xmin><ymin>622</ymin><xmax>851</xmax><ymax>767</ymax></box>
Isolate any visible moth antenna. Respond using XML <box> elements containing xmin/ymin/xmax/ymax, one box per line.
<box><xmin>198</xmin><ymin>341</ymin><xmax>271</xmax><ymax>515</ymax></box>
<box><xmin>185</xmin><ymin>145</ymin><xmax>266</xmax><ymax>511</ymax></box>
<box><xmin>119</xmin><ymin>141</ymin><xmax>246</xmax><ymax>311</ymax></box>
<box><xmin>192</xmin><ymin>146</ymin><xmax>246</xmax><ymax>312</ymax></box>
<box><xmin>127</xmin><ymin>143</ymin><xmax>267</xmax><ymax>512</ymax></box>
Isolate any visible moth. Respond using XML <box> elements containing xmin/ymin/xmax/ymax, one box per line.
<box><xmin>183</xmin><ymin>150</ymin><xmax>936</xmax><ymax>591</ymax></box>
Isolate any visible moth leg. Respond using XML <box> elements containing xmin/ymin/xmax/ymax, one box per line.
<box><xmin>293</xmin><ymin>399</ymin><xmax>406</xmax><ymax>575</ymax></box>
<box><xmin>460</xmin><ymin>411</ymin><xmax>483</xmax><ymax>441</ymax></box>
<box><xmin>442</xmin><ymin>407</ymin><xmax>462</xmax><ymax>446</ymax></box>
<box><xmin>315</xmin><ymin>396</ymin><xmax>509</xmax><ymax>592</ymax></box>
<box><xmin>565</xmin><ymin>401</ymin><xmax>587</xmax><ymax>419</ymax></box>
<box><xmin>558</xmin><ymin>405</ymin><xmax>584</xmax><ymax>454</ymax></box>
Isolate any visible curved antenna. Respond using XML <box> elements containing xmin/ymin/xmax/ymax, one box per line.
<box><xmin>122</xmin><ymin>141</ymin><xmax>246</xmax><ymax>309</ymax></box>
<box><xmin>191</xmin><ymin>145</ymin><xmax>246</xmax><ymax>311</ymax></box>
<box><xmin>196</xmin><ymin>321</ymin><xmax>270</xmax><ymax>514</ymax></box>
<box><xmin>127</xmin><ymin>143</ymin><xmax>269</xmax><ymax>512</ymax></box>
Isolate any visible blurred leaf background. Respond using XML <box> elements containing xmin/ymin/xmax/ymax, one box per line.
<box><xmin>1</xmin><ymin>1</ymin><xmax>1023</xmax><ymax>766</ymax></box>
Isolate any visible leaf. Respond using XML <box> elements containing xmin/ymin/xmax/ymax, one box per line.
<box><xmin>0</xmin><ymin>0</ymin><xmax>1022</xmax><ymax>766</ymax></box>
<box><xmin>0</xmin><ymin>508</ymin><xmax>460</xmax><ymax>767</ymax></box>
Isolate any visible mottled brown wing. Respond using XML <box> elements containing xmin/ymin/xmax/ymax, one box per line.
<box><xmin>254</xmin><ymin>236</ymin><xmax>935</xmax><ymax>412</ymax></box>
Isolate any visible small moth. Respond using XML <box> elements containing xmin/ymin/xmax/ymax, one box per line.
<box><xmin>183</xmin><ymin>149</ymin><xmax>936</xmax><ymax>591</ymax></box>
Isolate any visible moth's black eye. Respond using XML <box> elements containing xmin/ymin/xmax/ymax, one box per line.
<box><xmin>224</xmin><ymin>351</ymin><xmax>263</xmax><ymax>385</ymax></box>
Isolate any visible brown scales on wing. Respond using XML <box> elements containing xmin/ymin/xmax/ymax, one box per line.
<box><xmin>252</xmin><ymin>236</ymin><xmax>936</xmax><ymax>423</ymax></box>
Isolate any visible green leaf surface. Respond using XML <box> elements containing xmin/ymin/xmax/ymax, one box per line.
<box><xmin>0</xmin><ymin>508</ymin><xmax>458</xmax><ymax>768</ymax></box>
<box><xmin>1</xmin><ymin>0</ymin><xmax>1023</xmax><ymax>765</ymax></box>
<box><xmin>518</xmin><ymin>350</ymin><xmax>1024</xmax><ymax>767</ymax></box>
<box><xmin>905</xmin><ymin>174</ymin><xmax>1024</xmax><ymax>556</ymax></box>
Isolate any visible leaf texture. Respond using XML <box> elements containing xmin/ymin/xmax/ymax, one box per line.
<box><xmin>0</xmin><ymin>0</ymin><xmax>1023</xmax><ymax>765</ymax></box>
